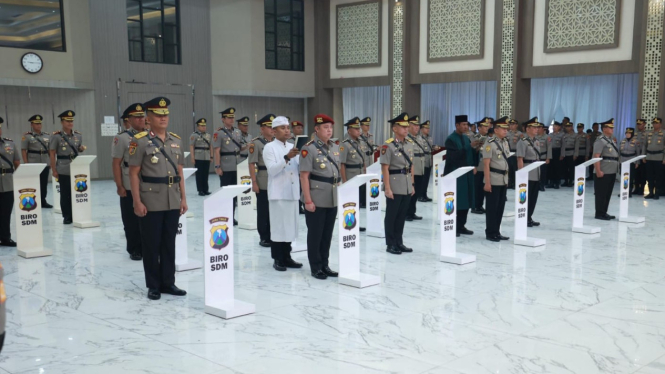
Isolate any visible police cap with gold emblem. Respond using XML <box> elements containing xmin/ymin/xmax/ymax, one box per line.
<box><xmin>314</xmin><ymin>113</ymin><xmax>334</xmax><ymax>126</ymax></box>
<box><xmin>636</xmin><ymin>118</ymin><xmax>647</xmax><ymax>126</ymax></box>
<box><xmin>476</xmin><ymin>117</ymin><xmax>493</xmax><ymax>127</ymax></box>
<box><xmin>564</xmin><ymin>121</ymin><xmax>573</xmax><ymax>127</ymax></box>
<box><xmin>291</xmin><ymin>120</ymin><xmax>303</xmax><ymax>127</ymax></box>
<box><xmin>236</xmin><ymin>116</ymin><xmax>249</xmax><ymax>126</ymax></box>
<box><xmin>508</xmin><ymin>118</ymin><xmax>518</xmax><ymax>125</ymax></box>
<box><xmin>525</xmin><ymin>117</ymin><xmax>539</xmax><ymax>127</ymax></box>
<box><xmin>577</xmin><ymin>123</ymin><xmax>584</xmax><ymax>129</ymax></box>
<box><xmin>123</xmin><ymin>103</ymin><xmax>145</xmax><ymax>119</ymax></box>
<box><xmin>143</xmin><ymin>97</ymin><xmax>170</xmax><ymax>115</ymax></box>
<box><xmin>420</xmin><ymin>120</ymin><xmax>430</xmax><ymax>129</ymax></box>
<box><xmin>196</xmin><ymin>118</ymin><xmax>208</xmax><ymax>126</ymax></box>
<box><xmin>28</xmin><ymin>114</ymin><xmax>43</xmax><ymax>124</ymax></box>
<box><xmin>493</xmin><ymin>116</ymin><xmax>509</xmax><ymax>129</ymax></box>
<box><xmin>389</xmin><ymin>112</ymin><xmax>410</xmax><ymax>127</ymax></box>
<box><xmin>344</xmin><ymin>117</ymin><xmax>361</xmax><ymax>129</ymax></box>
<box><xmin>58</xmin><ymin>110</ymin><xmax>75</xmax><ymax>121</ymax></box>
<box><xmin>360</xmin><ymin>117</ymin><xmax>371</xmax><ymax>125</ymax></box>
<box><xmin>408</xmin><ymin>115</ymin><xmax>420</xmax><ymax>124</ymax></box>
<box><xmin>600</xmin><ymin>118</ymin><xmax>615</xmax><ymax>128</ymax></box>
<box><xmin>652</xmin><ymin>117</ymin><xmax>662</xmax><ymax>125</ymax></box>
<box><xmin>257</xmin><ymin>114</ymin><xmax>276</xmax><ymax>127</ymax></box>
<box><xmin>626</xmin><ymin>127</ymin><xmax>635</xmax><ymax>134</ymax></box>
<box><xmin>220</xmin><ymin>107</ymin><xmax>235</xmax><ymax>118</ymax></box>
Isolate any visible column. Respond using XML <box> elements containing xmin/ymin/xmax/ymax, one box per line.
<box><xmin>641</xmin><ymin>0</ymin><xmax>665</xmax><ymax>121</ymax></box>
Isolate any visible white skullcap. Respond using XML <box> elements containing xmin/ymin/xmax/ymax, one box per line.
<box><xmin>272</xmin><ymin>116</ymin><xmax>289</xmax><ymax>128</ymax></box>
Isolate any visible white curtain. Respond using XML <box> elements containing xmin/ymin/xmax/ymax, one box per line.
<box><xmin>421</xmin><ymin>81</ymin><xmax>498</xmax><ymax>145</ymax></box>
<box><xmin>343</xmin><ymin>86</ymin><xmax>391</xmax><ymax>142</ymax></box>
<box><xmin>530</xmin><ymin>73</ymin><xmax>638</xmax><ymax>140</ymax></box>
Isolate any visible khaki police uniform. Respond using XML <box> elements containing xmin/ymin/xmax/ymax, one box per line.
<box><xmin>407</xmin><ymin>134</ymin><xmax>427</xmax><ymax>217</ymax></box>
<box><xmin>482</xmin><ymin>132</ymin><xmax>510</xmax><ymax>239</ymax></box>
<box><xmin>593</xmin><ymin>132</ymin><xmax>619</xmax><ymax>217</ymax></box>
<box><xmin>620</xmin><ymin>133</ymin><xmax>640</xmax><ymax>197</ymax></box>
<box><xmin>507</xmin><ymin>129</ymin><xmax>522</xmax><ymax>188</ymax></box>
<box><xmin>472</xmin><ymin>132</ymin><xmax>490</xmax><ymax>211</ymax></box>
<box><xmin>536</xmin><ymin>131</ymin><xmax>551</xmax><ymax>189</ymax></box>
<box><xmin>21</xmin><ymin>131</ymin><xmax>50</xmax><ymax>204</ymax></box>
<box><xmin>49</xmin><ymin>130</ymin><xmax>84</xmax><ymax>222</ymax></box>
<box><xmin>112</xmin><ymin>127</ymin><xmax>142</xmax><ymax>257</ymax></box>
<box><xmin>249</xmin><ymin>136</ymin><xmax>271</xmax><ymax>243</ymax></box>
<box><xmin>190</xmin><ymin>129</ymin><xmax>212</xmax><ymax>194</ymax></box>
<box><xmin>516</xmin><ymin>134</ymin><xmax>541</xmax><ymax>223</ymax></box>
<box><xmin>380</xmin><ymin>134</ymin><xmax>415</xmax><ymax>250</ymax></box>
<box><xmin>239</xmin><ymin>131</ymin><xmax>252</xmax><ymax>162</ymax></box>
<box><xmin>341</xmin><ymin>136</ymin><xmax>368</xmax><ymax>208</ymax></box>
<box><xmin>560</xmin><ymin>129</ymin><xmax>577</xmax><ymax>186</ymax></box>
<box><xmin>634</xmin><ymin>126</ymin><xmax>648</xmax><ymax>194</ymax></box>
<box><xmin>213</xmin><ymin>126</ymin><xmax>243</xmax><ymax>181</ymax></box>
<box><xmin>643</xmin><ymin>128</ymin><xmax>665</xmax><ymax>197</ymax></box>
<box><xmin>574</xmin><ymin>132</ymin><xmax>590</xmax><ymax>161</ymax></box>
<box><xmin>547</xmin><ymin>131</ymin><xmax>564</xmax><ymax>187</ymax></box>
<box><xmin>0</xmin><ymin>136</ymin><xmax>19</xmax><ymax>244</ymax></box>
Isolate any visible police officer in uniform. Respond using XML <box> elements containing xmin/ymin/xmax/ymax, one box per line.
<box><xmin>128</xmin><ymin>97</ymin><xmax>187</xmax><ymax>300</ymax></box>
<box><xmin>507</xmin><ymin>119</ymin><xmax>522</xmax><ymax>189</ymax></box>
<box><xmin>516</xmin><ymin>117</ymin><xmax>542</xmax><ymax>227</ymax></box>
<box><xmin>189</xmin><ymin>118</ymin><xmax>213</xmax><ymax>196</ymax></box>
<box><xmin>417</xmin><ymin>121</ymin><xmax>433</xmax><ymax>203</ymax></box>
<box><xmin>592</xmin><ymin>119</ymin><xmax>619</xmax><ymax>219</ymax></box>
<box><xmin>249</xmin><ymin>114</ymin><xmax>275</xmax><ymax>247</ymax></box>
<box><xmin>213</xmin><ymin>107</ymin><xmax>245</xmax><ymax>225</ymax></box>
<box><xmin>21</xmin><ymin>115</ymin><xmax>52</xmax><ymax>208</ymax></box>
<box><xmin>49</xmin><ymin>110</ymin><xmax>86</xmax><ymax>225</ymax></box>
<box><xmin>299</xmin><ymin>114</ymin><xmax>340</xmax><ymax>279</ymax></box>
<box><xmin>573</xmin><ymin>123</ymin><xmax>590</xmax><ymax>168</ymax></box>
<box><xmin>483</xmin><ymin>117</ymin><xmax>511</xmax><ymax>242</ymax></box>
<box><xmin>633</xmin><ymin>119</ymin><xmax>648</xmax><ymax>195</ymax></box>
<box><xmin>237</xmin><ymin>116</ymin><xmax>252</xmax><ymax>163</ymax></box>
<box><xmin>536</xmin><ymin>123</ymin><xmax>551</xmax><ymax>191</ymax></box>
<box><xmin>559</xmin><ymin>122</ymin><xmax>576</xmax><ymax>187</ymax></box>
<box><xmin>0</xmin><ymin>118</ymin><xmax>20</xmax><ymax>247</ymax></box>
<box><xmin>340</xmin><ymin>117</ymin><xmax>367</xmax><ymax>230</ymax></box>
<box><xmin>406</xmin><ymin>115</ymin><xmax>425</xmax><ymax>220</ymax></box>
<box><xmin>288</xmin><ymin>120</ymin><xmax>304</xmax><ymax>144</ymax></box>
<box><xmin>381</xmin><ymin>113</ymin><xmax>415</xmax><ymax>255</ymax></box>
<box><xmin>619</xmin><ymin>127</ymin><xmax>640</xmax><ymax>198</ymax></box>
<box><xmin>547</xmin><ymin>122</ymin><xmax>564</xmax><ymax>188</ymax></box>
<box><xmin>359</xmin><ymin>117</ymin><xmax>376</xmax><ymax>166</ymax></box>
<box><xmin>643</xmin><ymin>117</ymin><xmax>665</xmax><ymax>199</ymax></box>
<box><xmin>112</xmin><ymin>104</ymin><xmax>146</xmax><ymax>260</ymax></box>
<box><xmin>471</xmin><ymin>118</ymin><xmax>492</xmax><ymax>213</ymax></box>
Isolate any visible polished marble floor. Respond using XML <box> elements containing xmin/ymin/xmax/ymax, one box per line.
<box><xmin>2</xmin><ymin>175</ymin><xmax>665</xmax><ymax>374</ymax></box>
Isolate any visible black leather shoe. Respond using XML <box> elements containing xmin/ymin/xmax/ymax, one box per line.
<box><xmin>405</xmin><ymin>215</ymin><xmax>414</xmax><ymax>221</ymax></box>
<box><xmin>595</xmin><ymin>214</ymin><xmax>611</xmax><ymax>220</ymax></box>
<box><xmin>486</xmin><ymin>236</ymin><xmax>500</xmax><ymax>242</ymax></box>
<box><xmin>42</xmin><ymin>202</ymin><xmax>53</xmax><ymax>208</ymax></box>
<box><xmin>397</xmin><ymin>244</ymin><xmax>413</xmax><ymax>253</ymax></box>
<box><xmin>654</xmin><ymin>195</ymin><xmax>660</xmax><ymax>200</ymax></box>
<box><xmin>359</xmin><ymin>227</ymin><xmax>366</xmax><ymax>232</ymax></box>
<box><xmin>645</xmin><ymin>194</ymin><xmax>654</xmax><ymax>199</ymax></box>
<box><xmin>273</xmin><ymin>260</ymin><xmax>286</xmax><ymax>271</ymax></box>
<box><xmin>410</xmin><ymin>214</ymin><xmax>423</xmax><ymax>220</ymax></box>
<box><xmin>458</xmin><ymin>227</ymin><xmax>474</xmax><ymax>235</ymax></box>
<box><xmin>160</xmin><ymin>285</ymin><xmax>187</xmax><ymax>296</ymax></box>
<box><xmin>259</xmin><ymin>240</ymin><xmax>271</xmax><ymax>247</ymax></box>
<box><xmin>63</xmin><ymin>218</ymin><xmax>72</xmax><ymax>224</ymax></box>
<box><xmin>539</xmin><ymin>186</ymin><xmax>545</xmax><ymax>192</ymax></box>
<box><xmin>417</xmin><ymin>197</ymin><xmax>427</xmax><ymax>202</ymax></box>
<box><xmin>204</xmin><ymin>192</ymin><xmax>212</xmax><ymax>195</ymax></box>
<box><xmin>0</xmin><ymin>239</ymin><xmax>16</xmax><ymax>247</ymax></box>
<box><xmin>148</xmin><ymin>289</ymin><xmax>161</xmax><ymax>300</ymax></box>
<box><xmin>234</xmin><ymin>219</ymin><xmax>238</xmax><ymax>226</ymax></box>
<box><xmin>283</xmin><ymin>258</ymin><xmax>303</xmax><ymax>268</ymax></box>
<box><xmin>527</xmin><ymin>219</ymin><xmax>540</xmax><ymax>227</ymax></box>
<box><xmin>497</xmin><ymin>234</ymin><xmax>510</xmax><ymax>240</ymax></box>
<box><xmin>456</xmin><ymin>233</ymin><xmax>460</xmax><ymax>237</ymax></box>
<box><xmin>424</xmin><ymin>197</ymin><xmax>433</xmax><ymax>202</ymax></box>
<box><xmin>130</xmin><ymin>253</ymin><xmax>142</xmax><ymax>261</ymax></box>
<box><xmin>386</xmin><ymin>245</ymin><xmax>401</xmax><ymax>255</ymax></box>
<box><xmin>608</xmin><ymin>214</ymin><xmax>616</xmax><ymax>220</ymax></box>
<box><xmin>471</xmin><ymin>208</ymin><xmax>484</xmax><ymax>214</ymax></box>
<box><xmin>322</xmin><ymin>267</ymin><xmax>338</xmax><ymax>277</ymax></box>
<box><xmin>311</xmin><ymin>270</ymin><xmax>327</xmax><ymax>280</ymax></box>
<box><xmin>198</xmin><ymin>191</ymin><xmax>205</xmax><ymax>196</ymax></box>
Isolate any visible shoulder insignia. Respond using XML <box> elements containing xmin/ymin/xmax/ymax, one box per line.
<box><xmin>2</xmin><ymin>137</ymin><xmax>11</xmax><ymax>142</ymax></box>
<box><xmin>134</xmin><ymin>131</ymin><xmax>148</xmax><ymax>139</ymax></box>
<box><xmin>339</xmin><ymin>145</ymin><xmax>345</xmax><ymax>152</ymax></box>
<box><xmin>249</xmin><ymin>143</ymin><xmax>255</xmax><ymax>154</ymax></box>
<box><xmin>169</xmin><ymin>132</ymin><xmax>181</xmax><ymax>139</ymax></box>
<box><xmin>301</xmin><ymin>149</ymin><xmax>308</xmax><ymax>158</ymax></box>
<box><xmin>305</xmin><ymin>140</ymin><xmax>314</xmax><ymax>146</ymax></box>
<box><xmin>485</xmin><ymin>145</ymin><xmax>491</xmax><ymax>152</ymax></box>
<box><xmin>385</xmin><ymin>138</ymin><xmax>394</xmax><ymax>144</ymax></box>
<box><xmin>52</xmin><ymin>131</ymin><xmax>61</xmax><ymax>135</ymax></box>
<box><xmin>23</xmin><ymin>132</ymin><xmax>31</xmax><ymax>135</ymax></box>
<box><xmin>217</xmin><ymin>127</ymin><xmax>223</xmax><ymax>131</ymax></box>
<box><xmin>252</xmin><ymin>137</ymin><xmax>261</xmax><ymax>142</ymax></box>
<box><xmin>74</xmin><ymin>130</ymin><xmax>81</xmax><ymax>134</ymax></box>
<box><xmin>406</xmin><ymin>138</ymin><xmax>414</xmax><ymax>143</ymax></box>
<box><xmin>488</xmin><ymin>137</ymin><xmax>496</xmax><ymax>143</ymax></box>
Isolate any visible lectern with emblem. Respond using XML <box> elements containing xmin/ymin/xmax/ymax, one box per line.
<box><xmin>70</xmin><ymin>155</ymin><xmax>100</xmax><ymax>228</ymax></box>
<box><xmin>13</xmin><ymin>164</ymin><xmax>51</xmax><ymax>258</ymax></box>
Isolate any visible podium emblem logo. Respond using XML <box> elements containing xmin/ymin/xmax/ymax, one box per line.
<box><xmin>369</xmin><ymin>179</ymin><xmax>380</xmax><ymax>198</ymax></box>
<box><xmin>240</xmin><ymin>176</ymin><xmax>251</xmax><ymax>185</ymax></box>
<box><xmin>209</xmin><ymin>217</ymin><xmax>230</xmax><ymax>250</ymax></box>
<box><xmin>342</xmin><ymin>202</ymin><xmax>357</xmax><ymax>230</ymax></box>
<box><xmin>444</xmin><ymin>192</ymin><xmax>455</xmax><ymax>215</ymax></box>
<box><xmin>74</xmin><ymin>174</ymin><xmax>88</xmax><ymax>192</ymax></box>
<box><xmin>577</xmin><ymin>181</ymin><xmax>584</xmax><ymax>196</ymax></box>
<box><xmin>18</xmin><ymin>188</ymin><xmax>37</xmax><ymax>212</ymax></box>
<box><xmin>518</xmin><ymin>184</ymin><xmax>527</xmax><ymax>204</ymax></box>
<box><xmin>623</xmin><ymin>173</ymin><xmax>629</xmax><ymax>190</ymax></box>
<box><xmin>435</xmin><ymin>164</ymin><xmax>439</xmax><ymax>178</ymax></box>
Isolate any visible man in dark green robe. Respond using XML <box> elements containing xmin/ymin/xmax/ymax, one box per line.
<box><xmin>444</xmin><ymin>115</ymin><xmax>477</xmax><ymax>237</ymax></box>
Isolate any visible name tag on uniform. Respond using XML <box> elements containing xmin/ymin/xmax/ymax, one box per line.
<box><xmin>171</xmin><ymin>144</ymin><xmax>179</xmax><ymax>148</ymax></box>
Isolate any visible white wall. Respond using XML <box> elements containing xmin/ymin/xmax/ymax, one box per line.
<box><xmin>329</xmin><ymin>0</ymin><xmax>389</xmax><ymax>79</ymax></box>
<box><xmin>532</xmin><ymin>0</ymin><xmax>635</xmax><ymax>66</ymax></box>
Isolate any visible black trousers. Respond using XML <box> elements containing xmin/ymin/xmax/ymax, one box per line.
<box><xmin>139</xmin><ymin>209</ymin><xmax>179</xmax><ymax>289</ymax></box>
<box><xmin>457</xmin><ymin>209</ymin><xmax>469</xmax><ymax>231</ymax></box>
<box><xmin>385</xmin><ymin>193</ymin><xmax>410</xmax><ymax>246</ymax></box>
<box><xmin>120</xmin><ymin>191</ymin><xmax>142</xmax><ymax>256</ymax></box>
<box><xmin>407</xmin><ymin>175</ymin><xmax>424</xmax><ymax>215</ymax></box>
<box><xmin>423</xmin><ymin>166</ymin><xmax>432</xmax><ymax>197</ymax></box>
<box><xmin>39</xmin><ymin>166</ymin><xmax>49</xmax><ymax>203</ymax></box>
<box><xmin>271</xmin><ymin>242</ymin><xmax>293</xmax><ymax>262</ymax></box>
<box><xmin>549</xmin><ymin>149</ymin><xmax>561</xmax><ymax>185</ymax></box>
<box><xmin>359</xmin><ymin>184</ymin><xmax>366</xmax><ymax>207</ymax></box>
<box><xmin>659</xmin><ymin>164</ymin><xmax>665</xmax><ymax>195</ymax></box>
<box><xmin>256</xmin><ymin>189</ymin><xmax>270</xmax><ymax>242</ymax></box>
<box><xmin>220</xmin><ymin>171</ymin><xmax>238</xmax><ymax>215</ymax></box>
<box><xmin>485</xmin><ymin>185</ymin><xmax>507</xmax><ymax>238</ymax></box>
<box><xmin>634</xmin><ymin>161</ymin><xmax>646</xmax><ymax>194</ymax></box>
<box><xmin>539</xmin><ymin>161</ymin><xmax>548</xmax><ymax>186</ymax></box>
<box><xmin>594</xmin><ymin>173</ymin><xmax>615</xmax><ymax>216</ymax></box>
<box><xmin>562</xmin><ymin>156</ymin><xmax>575</xmax><ymax>184</ymax></box>
<box><xmin>527</xmin><ymin>180</ymin><xmax>539</xmax><ymax>221</ymax></box>
<box><xmin>474</xmin><ymin>171</ymin><xmax>485</xmax><ymax>209</ymax></box>
<box><xmin>0</xmin><ymin>191</ymin><xmax>14</xmax><ymax>241</ymax></box>
<box><xmin>194</xmin><ymin>160</ymin><xmax>210</xmax><ymax>193</ymax></box>
<box><xmin>508</xmin><ymin>155</ymin><xmax>517</xmax><ymax>188</ymax></box>
<box><xmin>305</xmin><ymin>207</ymin><xmax>336</xmax><ymax>272</ymax></box>
<box><xmin>58</xmin><ymin>175</ymin><xmax>72</xmax><ymax>220</ymax></box>
<box><xmin>627</xmin><ymin>163</ymin><xmax>636</xmax><ymax>196</ymax></box>
<box><xmin>646</xmin><ymin>160</ymin><xmax>663</xmax><ymax>195</ymax></box>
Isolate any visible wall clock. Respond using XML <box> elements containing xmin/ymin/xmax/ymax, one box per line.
<box><xmin>21</xmin><ymin>52</ymin><xmax>43</xmax><ymax>74</ymax></box>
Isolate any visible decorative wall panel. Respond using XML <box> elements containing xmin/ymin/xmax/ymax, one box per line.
<box><xmin>427</xmin><ymin>0</ymin><xmax>485</xmax><ymax>62</ymax></box>
<box><xmin>641</xmin><ymin>0</ymin><xmax>665</xmax><ymax>120</ymax></box>
<box><xmin>336</xmin><ymin>0</ymin><xmax>382</xmax><ymax>68</ymax></box>
<box><xmin>391</xmin><ymin>2</ymin><xmax>404</xmax><ymax>116</ymax></box>
<box><xmin>499</xmin><ymin>0</ymin><xmax>516</xmax><ymax>118</ymax></box>
<box><xmin>545</xmin><ymin>0</ymin><xmax>620</xmax><ymax>52</ymax></box>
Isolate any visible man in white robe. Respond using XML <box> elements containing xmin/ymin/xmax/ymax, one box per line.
<box><xmin>264</xmin><ymin>116</ymin><xmax>303</xmax><ymax>271</ymax></box>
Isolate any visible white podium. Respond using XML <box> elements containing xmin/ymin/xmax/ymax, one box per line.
<box><xmin>175</xmin><ymin>168</ymin><xmax>201</xmax><ymax>271</ymax></box>
<box><xmin>439</xmin><ymin>165</ymin><xmax>476</xmax><ymax>264</ymax></box>
<box><xmin>338</xmin><ymin>173</ymin><xmax>380</xmax><ymax>288</ymax></box>
<box><xmin>432</xmin><ymin>151</ymin><xmax>446</xmax><ymax>204</ymax></box>
<box><xmin>236</xmin><ymin>160</ymin><xmax>257</xmax><ymax>230</ymax></box>
<box><xmin>204</xmin><ymin>185</ymin><xmax>255</xmax><ymax>319</ymax></box>
<box><xmin>52</xmin><ymin>176</ymin><xmax>61</xmax><ymax>214</ymax></box>
<box><xmin>69</xmin><ymin>156</ymin><xmax>100</xmax><ymax>228</ymax></box>
<box><xmin>183</xmin><ymin>160</ymin><xmax>194</xmax><ymax>218</ymax></box>
<box><xmin>365</xmin><ymin>162</ymin><xmax>384</xmax><ymax>238</ymax></box>
<box><xmin>619</xmin><ymin>155</ymin><xmax>646</xmax><ymax>223</ymax></box>
<box><xmin>13</xmin><ymin>164</ymin><xmax>52</xmax><ymax>258</ymax></box>
<box><xmin>513</xmin><ymin>162</ymin><xmax>546</xmax><ymax>247</ymax></box>
<box><xmin>572</xmin><ymin>158</ymin><xmax>602</xmax><ymax>234</ymax></box>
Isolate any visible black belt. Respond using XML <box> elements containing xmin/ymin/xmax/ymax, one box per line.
<box><xmin>621</xmin><ymin>153</ymin><xmax>636</xmax><ymax>157</ymax></box>
<box><xmin>365</xmin><ymin>151</ymin><xmax>373</xmax><ymax>155</ymax></box>
<box><xmin>57</xmin><ymin>155</ymin><xmax>76</xmax><ymax>160</ymax></box>
<box><xmin>344</xmin><ymin>164</ymin><xmax>362</xmax><ymax>169</ymax></box>
<box><xmin>195</xmin><ymin>147</ymin><xmax>209</xmax><ymax>150</ymax></box>
<box><xmin>220</xmin><ymin>151</ymin><xmax>237</xmax><ymax>156</ymax></box>
<box><xmin>509</xmin><ymin>148</ymin><xmax>516</xmax><ymax>152</ymax></box>
<box><xmin>141</xmin><ymin>175</ymin><xmax>182</xmax><ymax>185</ymax></box>
<box><xmin>565</xmin><ymin>148</ymin><xmax>575</xmax><ymax>151</ymax></box>
<box><xmin>257</xmin><ymin>166</ymin><xmax>267</xmax><ymax>170</ymax></box>
<box><xmin>0</xmin><ymin>168</ymin><xmax>13</xmax><ymax>175</ymax></box>
<box><xmin>389</xmin><ymin>168</ymin><xmax>409</xmax><ymax>175</ymax></box>
<box><xmin>425</xmin><ymin>152</ymin><xmax>431</xmax><ymax>155</ymax></box>
<box><xmin>28</xmin><ymin>150</ymin><xmax>47</xmax><ymax>155</ymax></box>
<box><xmin>647</xmin><ymin>150</ymin><xmax>663</xmax><ymax>154</ymax></box>
<box><xmin>310</xmin><ymin>174</ymin><xmax>339</xmax><ymax>184</ymax></box>
<box><xmin>490</xmin><ymin>167</ymin><xmax>508</xmax><ymax>175</ymax></box>
<box><xmin>414</xmin><ymin>153</ymin><xmax>425</xmax><ymax>157</ymax></box>
<box><xmin>603</xmin><ymin>157</ymin><xmax>618</xmax><ymax>161</ymax></box>
<box><xmin>523</xmin><ymin>159</ymin><xmax>537</xmax><ymax>163</ymax></box>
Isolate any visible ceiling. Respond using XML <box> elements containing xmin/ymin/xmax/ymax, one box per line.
<box><xmin>0</xmin><ymin>0</ymin><xmax>64</xmax><ymax>50</ymax></box>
